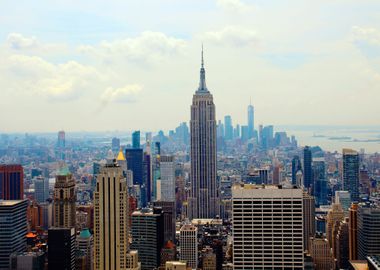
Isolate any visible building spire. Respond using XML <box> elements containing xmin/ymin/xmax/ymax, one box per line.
<box><xmin>197</xmin><ymin>44</ymin><xmax>208</xmax><ymax>93</ymax></box>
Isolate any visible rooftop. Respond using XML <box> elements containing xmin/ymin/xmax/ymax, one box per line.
<box><xmin>0</xmin><ymin>200</ymin><xmax>24</xmax><ymax>206</ymax></box>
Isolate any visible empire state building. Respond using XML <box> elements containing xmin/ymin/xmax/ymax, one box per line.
<box><xmin>189</xmin><ymin>49</ymin><xmax>219</xmax><ymax>219</ymax></box>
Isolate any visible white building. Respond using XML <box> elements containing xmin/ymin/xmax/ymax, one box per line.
<box><xmin>159</xmin><ymin>155</ymin><xmax>175</xmax><ymax>202</ymax></box>
<box><xmin>179</xmin><ymin>223</ymin><xmax>198</xmax><ymax>269</ymax></box>
<box><xmin>232</xmin><ymin>184</ymin><xmax>304</xmax><ymax>269</ymax></box>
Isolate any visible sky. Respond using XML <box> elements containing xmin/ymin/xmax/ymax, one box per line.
<box><xmin>0</xmin><ymin>0</ymin><xmax>380</xmax><ymax>132</ymax></box>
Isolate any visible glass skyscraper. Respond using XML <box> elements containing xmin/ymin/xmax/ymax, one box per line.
<box><xmin>343</xmin><ymin>148</ymin><xmax>359</xmax><ymax>202</ymax></box>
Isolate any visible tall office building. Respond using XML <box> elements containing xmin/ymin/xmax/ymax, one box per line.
<box><xmin>9</xmin><ymin>251</ymin><xmax>45</xmax><ymax>270</ymax></box>
<box><xmin>309</xmin><ymin>236</ymin><xmax>334</xmax><ymax>270</ymax></box>
<box><xmin>131</xmin><ymin>208</ymin><xmax>164</xmax><ymax>270</ymax></box>
<box><xmin>357</xmin><ymin>204</ymin><xmax>380</xmax><ymax>260</ymax></box>
<box><xmin>53</xmin><ymin>166</ymin><xmax>76</xmax><ymax>228</ymax></box>
<box><xmin>57</xmin><ymin>130</ymin><xmax>65</xmax><ymax>148</ymax></box>
<box><xmin>111</xmin><ymin>137</ymin><xmax>120</xmax><ymax>153</ymax></box>
<box><xmin>335</xmin><ymin>218</ymin><xmax>349</xmax><ymax>270</ymax></box>
<box><xmin>292</xmin><ymin>156</ymin><xmax>302</xmax><ymax>186</ymax></box>
<box><xmin>142</xmin><ymin>152</ymin><xmax>152</xmax><ymax>204</ymax></box>
<box><xmin>224</xmin><ymin>115</ymin><xmax>233</xmax><ymax>140</ymax></box>
<box><xmin>77</xmin><ymin>229</ymin><xmax>93</xmax><ymax>270</ymax></box>
<box><xmin>159</xmin><ymin>155</ymin><xmax>175</xmax><ymax>202</ymax></box>
<box><xmin>153</xmin><ymin>201</ymin><xmax>176</xmax><ymax>243</ymax></box>
<box><xmin>349</xmin><ymin>203</ymin><xmax>358</xmax><ymax>260</ymax></box>
<box><xmin>189</xmin><ymin>49</ymin><xmax>218</xmax><ymax>219</ymax></box>
<box><xmin>247</xmin><ymin>102</ymin><xmax>254</xmax><ymax>139</ymax></box>
<box><xmin>179</xmin><ymin>223</ymin><xmax>198</xmax><ymax>270</ymax></box>
<box><xmin>125</xmin><ymin>149</ymin><xmax>143</xmax><ymax>186</ymax></box>
<box><xmin>94</xmin><ymin>159</ymin><xmax>133</xmax><ymax>270</ymax></box>
<box><xmin>34</xmin><ymin>176</ymin><xmax>49</xmax><ymax>203</ymax></box>
<box><xmin>303</xmin><ymin>146</ymin><xmax>313</xmax><ymax>190</ymax></box>
<box><xmin>335</xmin><ymin>191</ymin><xmax>351</xmax><ymax>213</ymax></box>
<box><xmin>313</xmin><ymin>158</ymin><xmax>327</xmax><ymax>206</ymax></box>
<box><xmin>326</xmin><ymin>203</ymin><xmax>344</xmax><ymax>250</ymax></box>
<box><xmin>0</xmin><ymin>200</ymin><xmax>27</xmax><ymax>270</ymax></box>
<box><xmin>132</xmin><ymin>131</ymin><xmax>141</xmax><ymax>149</ymax></box>
<box><xmin>303</xmin><ymin>192</ymin><xmax>316</xmax><ymax>252</ymax></box>
<box><xmin>232</xmin><ymin>184</ymin><xmax>304</xmax><ymax>269</ymax></box>
<box><xmin>48</xmin><ymin>227</ymin><xmax>76</xmax><ymax>270</ymax></box>
<box><xmin>0</xmin><ymin>164</ymin><xmax>24</xmax><ymax>200</ymax></box>
<box><xmin>260</xmin><ymin>125</ymin><xmax>274</xmax><ymax>150</ymax></box>
<box><xmin>343</xmin><ymin>149</ymin><xmax>360</xmax><ymax>202</ymax></box>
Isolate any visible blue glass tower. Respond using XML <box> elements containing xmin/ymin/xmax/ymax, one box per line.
<box><xmin>303</xmin><ymin>146</ymin><xmax>313</xmax><ymax>190</ymax></box>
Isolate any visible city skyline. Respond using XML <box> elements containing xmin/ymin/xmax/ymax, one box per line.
<box><xmin>1</xmin><ymin>0</ymin><xmax>380</xmax><ymax>132</ymax></box>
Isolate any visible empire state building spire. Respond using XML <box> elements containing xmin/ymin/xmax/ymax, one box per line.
<box><xmin>197</xmin><ymin>46</ymin><xmax>208</xmax><ymax>93</ymax></box>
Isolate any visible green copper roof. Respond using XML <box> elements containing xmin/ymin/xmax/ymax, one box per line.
<box><xmin>57</xmin><ymin>165</ymin><xmax>70</xmax><ymax>176</ymax></box>
<box><xmin>79</xmin><ymin>229</ymin><xmax>91</xmax><ymax>238</ymax></box>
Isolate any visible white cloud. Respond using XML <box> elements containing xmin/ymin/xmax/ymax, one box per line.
<box><xmin>6</xmin><ymin>33</ymin><xmax>39</xmax><ymax>50</ymax></box>
<box><xmin>101</xmin><ymin>84</ymin><xmax>142</xmax><ymax>104</ymax></box>
<box><xmin>2</xmin><ymin>54</ymin><xmax>100</xmax><ymax>101</ymax></box>
<box><xmin>352</xmin><ymin>26</ymin><xmax>380</xmax><ymax>46</ymax></box>
<box><xmin>216</xmin><ymin>0</ymin><xmax>254</xmax><ymax>13</ymax></box>
<box><xmin>79</xmin><ymin>31</ymin><xmax>187</xmax><ymax>65</ymax></box>
<box><xmin>202</xmin><ymin>26</ymin><xmax>258</xmax><ymax>47</ymax></box>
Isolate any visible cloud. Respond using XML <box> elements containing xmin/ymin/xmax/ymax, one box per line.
<box><xmin>79</xmin><ymin>31</ymin><xmax>187</xmax><ymax>65</ymax></box>
<box><xmin>216</xmin><ymin>0</ymin><xmax>254</xmax><ymax>13</ymax></box>
<box><xmin>352</xmin><ymin>26</ymin><xmax>380</xmax><ymax>46</ymax></box>
<box><xmin>2</xmin><ymin>54</ymin><xmax>99</xmax><ymax>101</ymax></box>
<box><xmin>202</xmin><ymin>26</ymin><xmax>257</xmax><ymax>47</ymax></box>
<box><xmin>6</xmin><ymin>33</ymin><xmax>39</xmax><ymax>50</ymax></box>
<box><xmin>100</xmin><ymin>84</ymin><xmax>142</xmax><ymax>104</ymax></box>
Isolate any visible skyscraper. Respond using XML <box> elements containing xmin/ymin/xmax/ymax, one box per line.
<box><xmin>224</xmin><ymin>115</ymin><xmax>233</xmax><ymax>140</ymax></box>
<box><xmin>313</xmin><ymin>158</ymin><xmax>327</xmax><ymax>206</ymax></box>
<box><xmin>247</xmin><ymin>102</ymin><xmax>254</xmax><ymax>139</ymax></box>
<box><xmin>303</xmin><ymin>192</ymin><xmax>316</xmax><ymax>252</ymax></box>
<box><xmin>349</xmin><ymin>203</ymin><xmax>358</xmax><ymax>261</ymax></box>
<box><xmin>34</xmin><ymin>176</ymin><xmax>49</xmax><ymax>203</ymax></box>
<box><xmin>112</xmin><ymin>137</ymin><xmax>121</xmax><ymax>153</ymax></box>
<box><xmin>303</xmin><ymin>146</ymin><xmax>313</xmax><ymax>190</ymax></box>
<box><xmin>189</xmin><ymin>48</ymin><xmax>218</xmax><ymax>219</ymax></box>
<box><xmin>125</xmin><ymin>149</ymin><xmax>143</xmax><ymax>186</ymax></box>
<box><xmin>77</xmin><ymin>229</ymin><xmax>93</xmax><ymax>270</ymax></box>
<box><xmin>153</xmin><ymin>201</ymin><xmax>176</xmax><ymax>243</ymax></box>
<box><xmin>57</xmin><ymin>130</ymin><xmax>65</xmax><ymax>148</ymax></box>
<box><xmin>357</xmin><ymin>204</ymin><xmax>380</xmax><ymax>259</ymax></box>
<box><xmin>94</xmin><ymin>158</ymin><xmax>133</xmax><ymax>270</ymax></box>
<box><xmin>292</xmin><ymin>156</ymin><xmax>302</xmax><ymax>186</ymax></box>
<box><xmin>159</xmin><ymin>155</ymin><xmax>175</xmax><ymax>202</ymax></box>
<box><xmin>232</xmin><ymin>184</ymin><xmax>304</xmax><ymax>269</ymax></box>
<box><xmin>179</xmin><ymin>223</ymin><xmax>198</xmax><ymax>269</ymax></box>
<box><xmin>343</xmin><ymin>148</ymin><xmax>359</xmax><ymax>202</ymax></box>
<box><xmin>132</xmin><ymin>131</ymin><xmax>141</xmax><ymax>149</ymax></box>
<box><xmin>131</xmin><ymin>208</ymin><xmax>164</xmax><ymax>270</ymax></box>
<box><xmin>48</xmin><ymin>227</ymin><xmax>76</xmax><ymax>270</ymax></box>
<box><xmin>0</xmin><ymin>200</ymin><xmax>28</xmax><ymax>269</ymax></box>
<box><xmin>0</xmin><ymin>164</ymin><xmax>24</xmax><ymax>200</ymax></box>
<box><xmin>53</xmin><ymin>166</ymin><xmax>76</xmax><ymax>228</ymax></box>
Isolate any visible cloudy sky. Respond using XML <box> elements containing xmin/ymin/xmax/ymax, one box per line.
<box><xmin>1</xmin><ymin>0</ymin><xmax>379</xmax><ymax>132</ymax></box>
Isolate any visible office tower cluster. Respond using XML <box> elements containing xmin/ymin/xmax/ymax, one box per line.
<box><xmin>1</xmin><ymin>50</ymin><xmax>380</xmax><ymax>270</ymax></box>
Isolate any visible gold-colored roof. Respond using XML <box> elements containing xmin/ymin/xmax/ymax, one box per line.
<box><xmin>116</xmin><ymin>149</ymin><xmax>126</xmax><ymax>161</ymax></box>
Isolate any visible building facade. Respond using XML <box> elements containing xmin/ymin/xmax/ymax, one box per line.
<box><xmin>232</xmin><ymin>184</ymin><xmax>304</xmax><ymax>269</ymax></box>
<box><xmin>179</xmin><ymin>223</ymin><xmax>198</xmax><ymax>269</ymax></box>
<box><xmin>0</xmin><ymin>164</ymin><xmax>24</xmax><ymax>200</ymax></box>
<box><xmin>48</xmin><ymin>227</ymin><xmax>76</xmax><ymax>270</ymax></box>
<box><xmin>342</xmin><ymin>148</ymin><xmax>359</xmax><ymax>202</ymax></box>
<box><xmin>189</xmin><ymin>49</ymin><xmax>218</xmax><ymax>219</ymax></box>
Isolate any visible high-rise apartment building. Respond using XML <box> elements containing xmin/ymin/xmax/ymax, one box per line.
<box><xmin>48</xmin><ymin>227</ymin><xmax>76</xmax><ymax>270</ymax></box>
<box><xmin>0</xmin><ymin>164</ymin><xmax>24</xmax><ymax>200</ymax></box>
<box><xmin>189</xmin><ymin>49</ymin><xmax>218</xmax><ymax>219</ymax></box>
<box><xmin>179</xmin><ymin>223</ymin><xmax>198</xmax><ymax>269</ymax></box>
<box><xmin>232</xmin><ymin>184</ymin><xmax>304</xmax><ymax>269</ymax></box>
<box><xmin>303</xmin><ymin>146</ymin><xmax>313</xmax><ymax>190</ymax></box>
<box><xmin>53</xmin><ymin>167</ymin><xmax>76</xmax><ymax>228</ymax></box>
<box><xmin>247</xmin><ymin>102</ymin><xmax>254</xmax><ymax>139</ymax></box>
<box><xmin>94</xmin><ymin>159</ymin><xmax>132</xmax><ymax>270</ymax></box>
<box><xmin>357</xmin><ymin>204</ymin><xmax>380</xmax><ymax>260</ymax></box>
<box><xmin>34</xmin><ymin>176</ymin><xmax>49</xmax><ymax>203</ymax></box>
<box><xmin>0</xmin><ymin>200</ymin><xmax>27</xmax><ymax>270</ymax></box>
<box><xmin>131</xmin><ymin>208</ymin><xmax>164</xmax><ymax>270</ymax></box>
<box><xmin>159</xmin><ymin>155</ymin><xmax>175</xmax><ymax>202</ymax></box>
<box><xmin>343</xmin><ymin>148</ymin><xmax>359</xmax><ymax>202</ymax></box>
